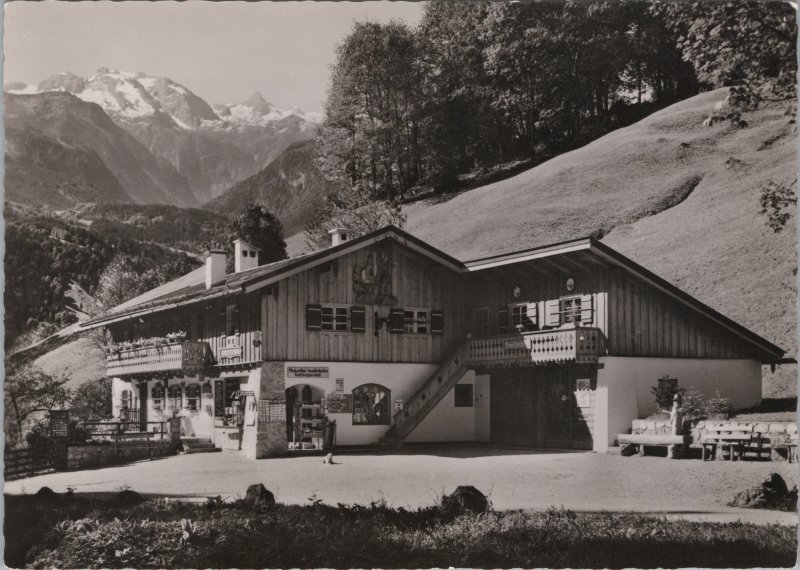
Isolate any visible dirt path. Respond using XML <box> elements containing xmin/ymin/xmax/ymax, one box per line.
<box><xmin>5</xmin><ymin>447</ymin><xmax>797</xmax><ymax>525</ymax></box>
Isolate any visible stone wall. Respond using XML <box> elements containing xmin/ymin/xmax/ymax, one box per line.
<box><xmin>67</xmin><ymin>441</ymin><xmax>174</xmax><ymax>471</ymax></box>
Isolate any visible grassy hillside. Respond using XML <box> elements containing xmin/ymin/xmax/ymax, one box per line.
<box><xmin>399</xmin><ymin>88</ymin><xmax>796</xmax><ymax>395</ymax></box>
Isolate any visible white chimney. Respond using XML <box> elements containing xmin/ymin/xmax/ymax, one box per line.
<box><xmin>329</xmin><ymin>227</ymin><xmax>349</xmax><ymax>247</ymax></box>
<box><xmin>234</xmin><ymin>238</ymin><xmax>260</xmax><ymax>273</ymax></box>
<box><xmin>205</xmin><ymin>250</ymin><xmax>227</xmax><ymax>290</ymax></box>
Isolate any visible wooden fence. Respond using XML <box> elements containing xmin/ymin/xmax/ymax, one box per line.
<box><xmin>4</xmin><ymin>442</ymin><xmax>67</xmax><ymax>481</ymax></box>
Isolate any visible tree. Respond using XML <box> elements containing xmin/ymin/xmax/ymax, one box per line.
<box><xmin>94</xmin><ymin>255</ymin><xmax>151</xmax><ymax>311</ymax></box>
<box><xmin>658</xmin><ymin>1</ymin><xmax>797</xmax><ymax>126</ymax></box>
<box><xmin>304</xmin><ymin>182</ymin><xmax>406</xmax><ymax>251</ymax></box>
<box><xmin>70</xmin><ymin>378</ymin><xmax>113</xmax><ymax>421</ymax></box>
<box><xmin>4</xmin><ymin>364</ymin><xmax>71</xmax><ymax>449</ymax></box>
<box><xmin>227</xmin><ymin>204</ymin><xmax>287</xmax><ymax>265</ymax></box>
<box><xmin>760</xmin><ymin>179</ymin><xmax>797</xmax><ymax>233</ymax></box>
<box><xmin>317</xmin><ymin>20</ymin><xmax>424</xmax><ymax>202</ymax></box>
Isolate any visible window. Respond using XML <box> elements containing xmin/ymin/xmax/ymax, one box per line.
<box><xmin>403</xmin><ymin>309</ymin><xmax>429</xmax><ymax>334</ymax></box>
<box><xmin>167</xmin><ymin>385</ymin><xmax>182</xmax><ymax>411</ymax></box>
<box><xmin>186</xmin><ymin>384</ymin><xmax>200</xmax><ymax>411</ymax></box>
<box><xmin>225</xmin><ymin>304</ymin><xmax>238</xmax><ymax>336</ymax></box>
<box><xmin>511</xmin><ymin>303</ymin><xmax>537</xmax><ymax>331</ymax></box>
<box><xmin>152</xmin><ymin>384</ymin><xmax>164</xmax><ymax>411</ymax></box>
<box><xmin>560</xmin><ymin>296</ymin><xmax>582</xmax><ymax>324</ymax></box>
<box><xmin>120</xmin><ymin>390</ymin><xmax>132</xmax><ymax>410</ymax></box>
<box><xmin>321</xmin><ymin>305</ymin><xmax>349</xmax><ymax>331</ymax></box>
<box><xmin>352</xmin><ymin>384</ymin><xmax>391</xmax><ymax>425</ymax></box>
<box><xmin>454</xmin><ymin>384</ymin><xmax>473</xmax><ymax>407</ymax></box>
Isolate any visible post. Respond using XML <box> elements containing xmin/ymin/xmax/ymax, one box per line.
<box><xmin>668</xmin><ymin>393</ymin><xmax>683</xmax><ymax>459</ymax></box>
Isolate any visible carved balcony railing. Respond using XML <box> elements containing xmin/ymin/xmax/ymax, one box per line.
<box><xmin>467</xmin><ymin>327</ymin><xmax>606</xmax><ymax>367</ymax></box>
<box><xmin>106</xmin><ymin>342</ymin><xmax>212</xmax><ymax>378</ymax></box>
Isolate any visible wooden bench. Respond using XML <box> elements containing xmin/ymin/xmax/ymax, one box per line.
<box><xmin>698</xmin><ymin>424</ymin><xmax>754</xmax><ymax>461</ymax></box>
<box><xmin>767</xmin><ymin>423</ymin><xmax>798</xmax><ymax>463</ymax></box>
<box><xmin>618</xmin><ymin>419</ymin><xmax>691</xmax><ymax>457</ymax></box>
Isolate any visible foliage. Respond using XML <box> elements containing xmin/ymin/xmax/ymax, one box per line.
<box><xmin>759</xmin><ymin>178</ymin><xmax>797</xmax><ymax>233</ymax></box>
<box><xmin>4</xmin><ymin>364</ymin><xmax>72</xmax><ymax>449</ymax></box>
<box><xmin>704</xmin><ymin>391</ymin><xmax>736</xmax><ymax>420</ymax></box>
<box><xmin>680</xmin><ymin>389</ymin><xmax>706</xmax><ymax>421</ymax></box>
<box><xmin>227</xmin><ymin>204</ymin><xmax>287</xmax><ymax>266</ymax></box>
<box><xmin>4</xmin><ymin>206</ymin><xmax>204</xmax><ymax>349</ymax></box>
<box><xmin>650</xmin><ymin>377</ymin><xmax>685</xmax><ymax>411</ymax></box>
<box><xmin>315</xmin><ymin>2</ymin><xmax>702</xmax><ymax>207</ymax></box>
<box><xmin>304</xmin><ymin>182</ymin><xmax>407</xmax><ymax>250</ymax></box>
<box><xmin>70</xmin><ymin>379</ymin><xmax>113</xmax><ymax>421</ymax></box>
<box><xmin>6</xmin><ymin>495</ymin><xmax>796</xmax><ymax>569</ymax></box>
<box><xmin>658</xmin><ymin>1</ymin><xmax>797</xmax><ymax>127</ymax></box>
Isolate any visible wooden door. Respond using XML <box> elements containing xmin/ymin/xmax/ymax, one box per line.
<box><xmin>543</xmin><ymin>366</ymin><xmax>596</xmax><ymax>449</ymax></box>
<box><xmin>471</xmin><ymin>307</ymin><xmax>489</xmax><ymax>337</ymax></box>
<box><xmin>490</xmin><ymin>369</ymin><xmax>538</xmax><ymax>447</ymax></box>
<box><xmin>544</xmin><ymin>368</ymin><xmax>571</xmax><ymax>448</ymax></box>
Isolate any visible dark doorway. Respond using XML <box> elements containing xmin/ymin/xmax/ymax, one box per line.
<box><xmin>490</xmin><ymin>368</ymin><xmax>538</xmax><ymax>447</ymax></box>
<box><xmin>285</xmin><ymin>387</ymin><xmax>299</xmax><ymax>442</ymax></box>
<box><xmin>138</xmin><ymin>383</ymin><xmax>148</xmax><ymax>432</ymax></box>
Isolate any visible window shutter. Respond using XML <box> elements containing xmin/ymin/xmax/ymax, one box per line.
<box><xmin>389</xmin><ymin>308</ymin><xmax>405</xmax><ymax>333</ymax></box>
<box><xmin>498</xmin><ymin>306</ymin><xmax>509</xmax><ymax>332</ymax></box>
<box><xmin>350</xmin><ymin>306</ymin><xmax>366</xmax><ymax>332</ymax></box>
<box><xmin>579</xmin><ymin>294</ymin><xmax>594</xmax><ymax>324</ymax></box>
<box><xmin>526</xmin><ymin>302</ymin><xmax>538</xmax><ymax>327</ymax></box>
<box><xmin>306</xmin><ymin>304</ymin><xmax>322</xmax><ymax>330</ymax></box>
<box><xmin>431</xmin><ymin>310</ymin><xmax>444</xmax><ymax>335</ymax></box>
<box><xmin>544</xmin><ymin>300</ymin><xmax>561</xmax><ymax>327</ymax></box>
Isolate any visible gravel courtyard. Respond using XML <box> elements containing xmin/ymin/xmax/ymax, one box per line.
<box><xmin>5</xmin><ymin>446</ymin><xmax>797</xmax><ymax>525</ymax></box>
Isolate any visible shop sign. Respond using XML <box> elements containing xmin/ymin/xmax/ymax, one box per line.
<box><xmin>288</xmin><ymin>366</ymin><xmax>329</xmax><ymax>378</ymax></box>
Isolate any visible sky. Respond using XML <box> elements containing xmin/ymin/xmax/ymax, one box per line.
<box><xmin>3</xmin><ymin>1</ymin><xmax>425</xmax><ymax>113</ymax></box>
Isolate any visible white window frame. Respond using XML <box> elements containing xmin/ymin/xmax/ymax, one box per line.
<box><xmin>403</xmin><ymin>307</ymin><xmax>430</xmax><ymax>334</ymax></box>
<box><xmin>559</xmin><ymin>295</ymin><xmax>583</xmax><ymax>325</ymax></box>
<box><xmin>320</xmin><ymin>303</ymin><xmax>350</xmax><ymax>332</ymax></box>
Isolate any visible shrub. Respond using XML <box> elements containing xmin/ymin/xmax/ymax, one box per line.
<box><xmin>705</xmin><ymin>391</ymin><xmax>735</xmax><ymax>420</ymax></box>
<box><xmin>650</xmin><ymin>377</ymin><xmax>685</xmax><ymax>411</ymax></box>
<box><xmin>681</xmin><ymin>389</ymin><xmax>706</xmax><ymax>420</ymax></box>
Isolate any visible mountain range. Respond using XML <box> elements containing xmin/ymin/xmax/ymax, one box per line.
<box><xmin>5</xmin><ymin>68</ymin><xmax>321</xmax><ymax>205</ymax></box>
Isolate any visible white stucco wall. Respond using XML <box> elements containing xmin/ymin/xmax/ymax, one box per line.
<box><xmin>406</xmin><ymin>371</ymin><xmax>476</xmax><ymax>443</ymax></box>
<box><xmin>595</xmin><ymin>356</ymin><xmax>762</xmax><ymax>450</ymax></box>
<box><xmin>283</xmin><ymin>361</ymin><xmax>478</xmax><ymax>446</ymax></box>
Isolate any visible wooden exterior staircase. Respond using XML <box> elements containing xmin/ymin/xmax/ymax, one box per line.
<box><xmin>379</xmin><ymin>339</ymin><xmax>470</xmax><ymax>448</ymax></box>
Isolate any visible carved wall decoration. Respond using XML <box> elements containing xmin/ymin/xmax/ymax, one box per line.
<box><xmin>353</xmin><ymin>243</ymin><xmax>397</xmax><ymax>305</ymax></box>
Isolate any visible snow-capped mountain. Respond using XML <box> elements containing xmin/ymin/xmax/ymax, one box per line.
<box><xmin>6</xmin><ymin>68</ymin><xmax>320</xmax><ymax>202</ymax></box>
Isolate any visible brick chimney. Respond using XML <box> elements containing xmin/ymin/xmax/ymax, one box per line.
<box><xmin>328</xmin><ymin>227</ymin><xmax>349</xmax><ymax>247</ymax></box>
<box><xmin>205</xmin><ymin>250</ymin><xmax>227</xmax><ymax>289</ymax></box>
<box><xmin>234</xmin><ymin>239</ymin><xmax>260</xmax><ymax>273</ymax></box>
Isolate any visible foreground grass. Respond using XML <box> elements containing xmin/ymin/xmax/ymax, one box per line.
<box><xmin>5</xmin><ymin>493</ymin><xmax>796</xmax><ymax>569</ymax></box>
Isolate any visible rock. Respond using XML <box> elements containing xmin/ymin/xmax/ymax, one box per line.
<box><xmin>729</xmin><ymin>474</ymin><xmax>797</xmax><ymax>512</ymax></box>
<box><xmin>34</xmin><ymin>486</ymin><xmax>58</xmax><ymax>500</ymax></box>
<box><xmin>762</xmin><ymin>473</ymin><xmax>788</xmax><ymax>495</ymax></box>
<box><xmin>245</xmin><ymin>484</ymin><xmax>275</xmax><ymax>507</ymax></box>
<box><xmin>113</xmin><ymin>489</ymin><xmax>144</xmax><ymax>507</ymax></box>
<box><xmin>444</xmin><ymin>485</ymin><xmax>489</xmax><ymax>514</ymax></box>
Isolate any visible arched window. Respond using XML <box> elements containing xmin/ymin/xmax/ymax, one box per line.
<box><xmin>352</xmin><ymin>384</ymin><xmax>391</xmax><ymax>425</ymax></box>
<box><xmin>167</xmin><ymin>385</ymin><xmax>182</xmax><ymax>411</ymax></box>
<box><xmin>152</xmin><ymin>384</ymin><xmax>164</xmax><ymax>411</ymax></box>
<box><xmin>185</xmin><ymin>384</ymin><xmax>200</xmax><ymax>411</ymax></box>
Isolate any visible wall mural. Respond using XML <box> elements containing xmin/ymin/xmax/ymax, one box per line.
<box><xmin>353</xmin><ymin>243</ymin><xmax>397</xmax><ymax>305</ymax></box>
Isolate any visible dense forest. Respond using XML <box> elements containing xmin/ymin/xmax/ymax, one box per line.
<box><xmin>315</xmin><ymin>1</ymin><xmax>701</xmax><ymax>204</ymax></box>
<box><xmin>315</xmin><ymin>0</ymin><xmax>795</xmax><ymax>222</ymax></box>
<box><xmin>4</xmin><ymin>205</ymin><xmax>214</xmax><ymax>350</ymax></box>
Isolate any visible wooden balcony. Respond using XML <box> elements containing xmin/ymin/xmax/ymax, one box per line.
<box><xmin>106</xmin><ymin>342</ymin><xmax>212</xmax><ymax>378</ymax></box>
<box><xmin>467</xmin><ymin>327</ymin><xmax>605</xmax><ymax>367</ymax></box>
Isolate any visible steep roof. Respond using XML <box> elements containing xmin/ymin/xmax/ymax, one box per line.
<box><xmin>78</xmin><ymin>226</ymin><xmax>785</xmax><ymax>361</ymax></box>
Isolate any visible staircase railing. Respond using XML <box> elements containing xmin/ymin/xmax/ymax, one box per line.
<box><xmin>388</xmin><ymin>338</ymin><xmax>471</xmax><ymax>442</ymax></box>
